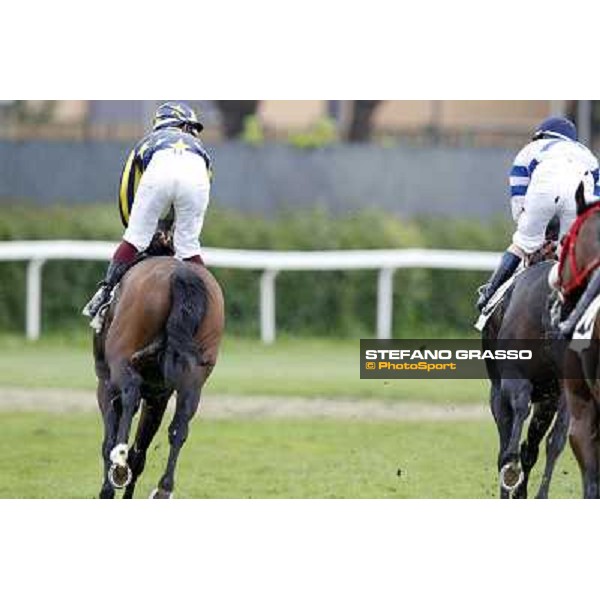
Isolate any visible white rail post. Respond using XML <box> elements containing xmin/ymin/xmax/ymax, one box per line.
<box><xmin>260</xmin><ymin>270</ymin><xmax>278</xmax><ymax>344</ymax></box>
<box><xmin>26</xmin><ymin>258</ymin><xmax>46</xmax><ymax>341</ymax></box>
<box><xmin>377</xmin><ymin>267</ymin><xmax>396</xmax><ymax>339</ymax></box>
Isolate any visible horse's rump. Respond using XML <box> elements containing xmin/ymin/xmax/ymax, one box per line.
<box><xmin>486</xmin><ymin>261</ymin><xmax>558</xmax><ymax>383</ymax></box>
<box><xmin>500</xmin><ymin>261</ymin><xmax>554</xmax><ymax>333</ymax></box>
<box><xmin>101</xmin><ymin>257</ymin><xmax>224</xmax><ymax>390</ymax></box>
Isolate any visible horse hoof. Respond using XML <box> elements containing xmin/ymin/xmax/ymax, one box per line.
<box><xmin>149</xmin><ymin>488</ymin><xmax>173</xmax><ymax>499</ymax></box>
<box><xmin>500</xmin><ymin>462</ymin><xmax>524</xmax><ymax>492</ymax></box>
<box><xmin>108</xmin><ymin>464</ymin><xmax>132</xmax><ymax>489</ymax></box>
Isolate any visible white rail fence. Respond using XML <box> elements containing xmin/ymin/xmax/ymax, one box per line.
<box><xmin>0</xmin><ymin>241</ymin><xmax>501</xmax><ymax>342</ymax></box>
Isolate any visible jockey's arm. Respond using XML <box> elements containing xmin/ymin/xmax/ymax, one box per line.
<box><xmin>118</xmin><ymin>148</ymin><xmax>138</xmax><ymax>227</ymax></box>
<box><xmin>509</xmin><ymin>145</ymin><xmax>534</xmax><ymax>223</ymax></box>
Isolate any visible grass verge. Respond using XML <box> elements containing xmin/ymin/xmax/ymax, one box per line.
<box><xmin>0</xmin><ymin>411</ymin><xmax>580</xmax><ymax>499</ymax></box>
<box><xmin>0</xmin><ymin>333</ymin><xmax>488</xmax><ymax>403</ymax></box>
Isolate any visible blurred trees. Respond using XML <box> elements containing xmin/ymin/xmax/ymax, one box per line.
<box><xmin>3</xmin><ymin>101</ymin><xmax>56</xmax><ymax>123</ymax></box>
<box><xmin>215</xmin><ymin>101</ymin><xmax>260</xmax><ymax>139</ymax></box>
<box><xmin>347</xmin><ymin>100</ymin><xmax>382</xmax><ymax>142</ymax></box>
<box><xmin>214</xmin><ymin>100</ymin><xmax>383</xmax><ymax>143</ymax></box>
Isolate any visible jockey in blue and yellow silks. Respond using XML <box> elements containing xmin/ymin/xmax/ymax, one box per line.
<box><xmin>83</xmin><ymin>101</ymin><xmax>213</xmax><ymax>322</ymax></box>
<box><xmin>118</xmin><ymin>111</ymin><xmax>212</xmax><ymax>228</ymax></box>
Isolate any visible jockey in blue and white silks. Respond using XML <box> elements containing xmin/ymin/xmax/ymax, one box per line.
<box><xmin>477</xmin><ymin>116</ymin><xmax>599</xmax><ymax>312</ymax></box>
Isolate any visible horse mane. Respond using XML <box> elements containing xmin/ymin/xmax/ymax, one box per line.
<box><xmin>575</xmin><ymin>180</ymin><xmax>600</xmax><ymax>217</ymax></box>
<box><xmin>577</xmin><ymin>199</ymin><xmax>600</xmax><ymax>219</ymax></box>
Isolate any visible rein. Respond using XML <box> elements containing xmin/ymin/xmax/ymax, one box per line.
<box><xmin>559</xmin><ymin>203</ymin><xmax>600</xmax><ymax>297</ymax></box>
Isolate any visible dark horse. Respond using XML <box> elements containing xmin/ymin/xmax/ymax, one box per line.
<box><xmin>94</xmin><ymin>255</ymin><xmax>225</xmax><ymax>499</ymax></box>
<box><xmin>482</xmin><ymin>253</ymin><xmax>569</xmax><ymax>499</ymax></box>
<box><xmin>560</xmin><ymin>197</ymin><xmax>600</xmax><ymax>497</ymax></box>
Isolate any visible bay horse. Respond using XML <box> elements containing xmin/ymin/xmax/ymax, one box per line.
<box><xmin>93</xmin><ymin>254</ymin><xmax>225</xmax><ymax>499</ymax></box>
<box><xmin>559</xmin><ymin>193</ymin><xmax>600</xmax><ymax>497</ymax></box>
<box><xmin>481</xmin><ymin>240</ymin><xmax>569</xmax><ymax>499</ymax></box>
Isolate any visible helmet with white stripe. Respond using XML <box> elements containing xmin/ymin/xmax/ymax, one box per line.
<box><xmin>532</xmin><ymin>116</ymin><xmax>577</xmax><ymax>142</ymax></box>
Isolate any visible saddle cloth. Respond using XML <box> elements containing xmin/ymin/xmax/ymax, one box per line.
<box><xmin>571</xmin><ymin>293</ymin><xmax>600</xmax><ymax>348</ymax></box>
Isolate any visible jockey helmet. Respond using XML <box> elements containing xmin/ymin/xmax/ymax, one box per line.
<box><xmin>532</xmin><ymin>116</ymin><xmax>577</xmax><ymax>142</ymax></box>
<box><xmin>153</xmin><ymin>101</ymin><xmax>204</xmax><ymax>133</ymax></box>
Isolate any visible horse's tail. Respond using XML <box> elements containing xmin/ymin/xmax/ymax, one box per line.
<box><xmin>163</xmin><ymin>265</ymin><xmax>208</xmax><ymax>385</ymax></box>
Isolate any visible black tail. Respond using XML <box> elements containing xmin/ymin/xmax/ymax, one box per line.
<box><xmin>163</xmin><ymin>265</ymin><xmax>208</xmax><ymax>386</ymax></box>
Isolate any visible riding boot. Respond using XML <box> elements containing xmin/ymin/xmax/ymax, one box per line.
<box><xmin>476</xmin><ymin>251</ymin><xmax>522</xmax><ymax>312</ymax></box>
<box><xmin>82</xmin><ymin>260</ymin><xmax>131</xmax><ymax>318</ymax></box>
<box><xmin>83</xmin><ymin>240</ymin><xmax>138</xmax><ymax>318</ymax></box>
<box><xmin>559</xmin><ymin>268</ymin><xmax>600</xmax><ymax>337</ymax></box>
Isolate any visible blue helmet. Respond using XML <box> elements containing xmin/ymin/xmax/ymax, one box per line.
<box><xmin>532</xmin><ymin>116</ymin><xmax>577</xmax><ymax>142</ymax></box>
<box><xmin>153</xmin><ymin>101</ymin><xmax>204</xmax><ymax>133</ymax></box>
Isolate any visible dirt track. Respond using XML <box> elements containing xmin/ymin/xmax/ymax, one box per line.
<box><xmin>0</xmin><ymin>387</ymin><xmax>487</xmax><ymax>421</ymax></box>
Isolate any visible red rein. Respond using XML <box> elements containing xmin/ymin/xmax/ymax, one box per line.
<box><xmin>559</xmin><ymin>203</ymin><xmax>600</xmax><ymax>296</ymax></box>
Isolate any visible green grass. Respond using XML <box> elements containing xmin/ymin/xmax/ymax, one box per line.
<box><xmin>0</xmin><ymin>411</ymin><xmax>581</xmax><ymax>499</ymax></box>
<box><xmin>0</xmin><ymin>333</ymin><xmax>578</xmax><ymax>499</ymax></box>
<box><xmin>0</xmin><ymin>333</ymin><xmax>488</xmax><ymax>403</ymax></box>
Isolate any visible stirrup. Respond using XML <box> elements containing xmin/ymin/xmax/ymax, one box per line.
<box><xmin>82</xmin><ymin>286</ymin><xmax>108</xmax><ymax>318</ymax></box>
<box><xmin>549</xmin><ymin>294</ymin><xmax>562</xmax><ymax>329</ymax></box>
<box><xmin>89</xmin><ymin>304</ymin><xmax>109</xmax><ymax>333</ymax></box>
<box><xmin>87</xmin><ymin>285</ymin><xmax>120</xmax><ymax>332</ymax></box>
<box><xmin>476</xmin><ymin>285</ymin><xmax>492</xmax><ymax>312</ymax></box>
<box><xmin>558</xmin><ymin>315</ymin><xmax>577</xmax><ymax>336</ymax></box>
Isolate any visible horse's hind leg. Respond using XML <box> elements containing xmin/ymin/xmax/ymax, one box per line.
<box><xmin>499</xmin><ymin>379</ymin><xmax>532</xmax><ymax>496</ymax></box>
<box><xmin>152</xmin><ymin>382</ymin><xmax>202</xmax><ymax>499</ymax></box>
<box><xmin>536</xmin><ymin>391</ymin><xmax>569</xmax><ymax>499</ymax></box>
<box><xmin>123</xmin><ymin>394</ymin><xmax>170</xmax><ymax>499</ymax></box>
<box><xmin>514</xmin><ymin>399</ymin><xmax>556</xmax><ymax>499</ymax></box>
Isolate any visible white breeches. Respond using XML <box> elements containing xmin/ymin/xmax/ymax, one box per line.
<box><xmin>123</xmin><ymin>149</ymin><xmax>211</xmax><ymax>259</ymax></box>
<box><xmin>512</xmin><ymin>158</ymin><xmax>584</xmax><ymax>255</ymax></box>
